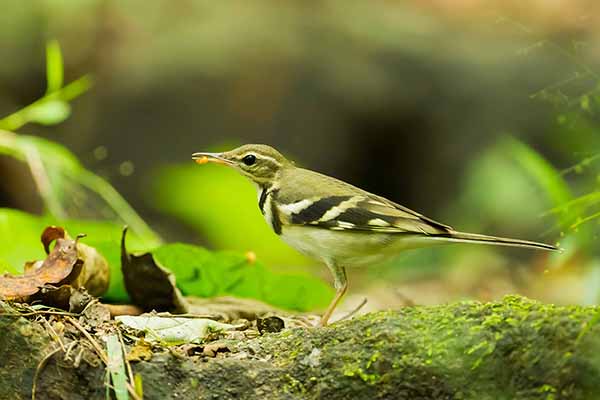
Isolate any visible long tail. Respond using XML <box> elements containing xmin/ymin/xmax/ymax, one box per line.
<box><xmin>429</xmin><ymin>230</ymin><xmax>559</xmax><ymax>251</ymax></box>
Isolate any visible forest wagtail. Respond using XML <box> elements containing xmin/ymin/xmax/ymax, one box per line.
<box><xmin>192</xmin><ymin>144</ymin><xmax>558</xmax><ymax>326</ymax></box>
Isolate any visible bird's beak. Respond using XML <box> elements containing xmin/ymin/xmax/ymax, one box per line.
<box><xmin>192</xmin><ymin>152</ymin><xmax>233</xmax><ymax>166</ymax></box>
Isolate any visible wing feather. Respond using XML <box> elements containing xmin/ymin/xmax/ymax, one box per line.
<box><xmin>278</xmin><ymin>195</ymin><xmax>451</xmax><ymax>235</ymax></box>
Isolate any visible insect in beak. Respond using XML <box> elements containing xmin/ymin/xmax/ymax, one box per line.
<box><xmin>191</xmin><ymin>152</ymin><xmax>233</xmax><ymax>166</ymax></box>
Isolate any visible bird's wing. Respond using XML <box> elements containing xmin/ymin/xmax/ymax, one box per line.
<box><xmin>277</xmin><ymin>194</ymin><xmax>452</xmax><ymax>235</ymax></box>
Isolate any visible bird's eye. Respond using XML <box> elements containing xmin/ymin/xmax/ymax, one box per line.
<box><xmin>242</xmin><ymin>154</ymin><xmax>256</xmax><ymax>166</ymax></box>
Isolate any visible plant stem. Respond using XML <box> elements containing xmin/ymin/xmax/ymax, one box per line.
<box><xmin>0</xmin><ymin>75</ymin><xmax>93</xmax><ymax>131</ymax></box>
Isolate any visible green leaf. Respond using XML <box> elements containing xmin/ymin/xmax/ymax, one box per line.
<box><xmin>152</xmin><ymin>243</ymin><xmax>333</xmax><ymax>311</ymax></box>
<box><xmin>45</xmin><ymin>39</ymin><xmax>64</xmax><ymax>93</ymax></box>
<box><xmin>26</xmin><ymin>100</ymin><xmax>71</xmax><ymax>126</ymax></box>
<box><xmin>505</xmin><ymin>137</ymin><xmax>573</xmax><ymax>224</ymax></box>
<box><xmin>0</xmin><ymin>209</ymin><xmax>332</xmax><ymax>310</ymax></box>
<box><xmin>0</xmin><ymin>73</ymin><xmax>92</xmax><ymax>131</ymax></box>
<box><xmin>104</xmin><ymin>335</ymin><xmax>128</xmax><ymax>400</ymax></box>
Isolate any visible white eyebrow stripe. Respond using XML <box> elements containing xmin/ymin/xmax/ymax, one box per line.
<box><xmin>319</xmin><ymin>196</ymin><xmax>362</xmax><ymax>222</ymax></box>
<box><xmin>278</xmin><ymin>199</ymin><xmax>314</xmax><ymax>216</ymax></box>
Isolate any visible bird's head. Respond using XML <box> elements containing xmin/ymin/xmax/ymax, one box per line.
<box><xmin>192</xmin><ymin>144</ymin><xmax>291</xmax><ymax>187</ymax></box>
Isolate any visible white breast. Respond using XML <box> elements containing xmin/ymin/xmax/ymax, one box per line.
<box><xmin>280</xmin><ymin>225</ymin><xmax>394</xmax><ymax>267</ymax></box>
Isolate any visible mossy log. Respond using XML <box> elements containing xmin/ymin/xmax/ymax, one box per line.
<box><xmin>2</xmin><ymin>296</ymin><xmax>600</xmax><ymax>400</ymax></box>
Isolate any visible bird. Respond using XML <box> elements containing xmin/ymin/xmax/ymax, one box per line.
<box><xmin>192</xmin><ymin>144</ymin><xmax>558</xmax><ymax>327</ymax></box>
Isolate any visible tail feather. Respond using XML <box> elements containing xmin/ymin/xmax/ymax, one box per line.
<box><xmin>430</xmin><ymin>231</ymin><xmax>559</xmax><ymax>251</ymax></box>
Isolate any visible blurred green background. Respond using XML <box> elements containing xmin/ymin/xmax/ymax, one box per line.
<box><xmin>1</xmin><ymin>1</ymin><xmax>599</xmax><ymax>314</ymax></box>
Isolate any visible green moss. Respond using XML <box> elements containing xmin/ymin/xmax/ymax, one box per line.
<box><xmin>281</xmin><ymin>373</ymin><xmax>307</xmax><ymax>395</ymax></box>
<box><xmin>4</xmin><ymin>296</ymin><xmax>600</xmax><ymax>399</ymax></box>
<box><xmin>237</xmin><ymin>295</ymin><xmax>600</xmax><ymax>399</ymax></box>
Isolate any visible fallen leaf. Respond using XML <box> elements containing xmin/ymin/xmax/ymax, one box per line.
<box><xmin>121</xmin><ymin>227</ymin><xmax>188</xmax><ymax>313</ymax></box>
<box><xmin>0</xmin><ymin>228</ymin><xmax>80</xmax><ymax>301</ymax></box>
<box><xmin>23</xmin><ymin>260</ymin><xmax>43</xmax><ymax>275</ymax></box>
<box><xmin>40</xmin><ymin>226</ymin><xmax>109</xmax><ymax>297</ymax></box>
<box><xmin>34</xmin><ymin>284</ymin><xmax>79</xmax><ymax>311</ymax></box>
<box><xmin>73</xmin><ymin>240</ymin><xmax>110</xmax><ymax>297</ymax></box>
<box><xmin>0</xmin><ymin>226</ymin><xmax>109</xmax><ymax>303</ymax></box>
<box><xmin>116</xmin><ymin>315</ymin><xmax>240</xmax><ymax>345</ymax></box>
<box><xmin>41</xmin><ymin>226</ymin><xmax>67</xmax><ymax>254</ymax></box>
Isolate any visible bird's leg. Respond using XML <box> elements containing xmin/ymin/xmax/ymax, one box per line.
<box><xmin>319</xmin><ymin>264</ymin><xmax>348</xmax><ymax>327</ymax></box>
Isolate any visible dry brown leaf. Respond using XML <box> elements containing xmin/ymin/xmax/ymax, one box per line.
<box><xmin>0</xmin><ymin>226</ymin><xmax>110</xmax><ymax>303</ymax></box>
<box><xmin>43</xmin><ymin>226</ymin><xmax>110</xmax><ymax>297</ymax></box>
<box><xmin>41</xmin><ymin>226</ymin><xmax>67</xmax><ymax>254</ymax></box>
<box><xmin>121</xmin><ymin>227</ymin><xmax>188</xmax><ymax>313</ymax></box>
<box><xmin>0</xmin><ymin>228</ymin><xmax>80</xmax><ymax>301</ymax></box>
<box><xmin>73</xmin><ymin>240</ymin><xmax>110</xmax><ymax>297</ymax></box>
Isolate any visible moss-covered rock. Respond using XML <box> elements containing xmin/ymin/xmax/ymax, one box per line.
<box><xmin>2</xmin><ymin>296</ymin><xmax>600</xmax><ymax>400</ymax></box>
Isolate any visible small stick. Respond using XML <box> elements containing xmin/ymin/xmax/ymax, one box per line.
<box><xmin>66</xmin><ymin>317</ymin><xmax>141</xmax><ymax>400</ymax></box>
<box><xmin>66</xmin><ymin>317</ymin><xmax>107</xmax><ymax>363</ymax></box>
<box><xmin>63</xmin><ymin>340</ymin><xmax>77</xmax><ymax>361</ymax></box>
<box><xmin>41</xmin><ymin>318</ymin><xmax>66</xmax><ymax>353</ymax></box>
<box><xmin>117</xmin><ymin>329</ymin><xmax>135</xmax><ymax>386</ymax></box>
<box><xmin>0</xmin><ymin>310</ymin><xmax>78</xmax><ymax>317</ymax></box>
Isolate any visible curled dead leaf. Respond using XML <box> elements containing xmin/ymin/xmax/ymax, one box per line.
<box><xmin>73</xmin><ymin>240</ymin><xmax>110</xmax><ymax>297</ymax></box>
<box><xmin>0</xmin><ymin>229</ymin><xmax>80</xmax><ymax>301</ymax></box>
<box><xmin>121</xmin><ymin>227</ymin><xmax>188</xmax><ymax>313</ymax></box>
<box><xmin>0</xmin><ymin>226</ymin><xmax>109</xmax><ymax>303</ymax></box>
<box><xmin>42</xmin><ymin>226</ymin><xmax>109</xmax><ymax>297</ymax></box>
<box><xmin>41</xmin><ymin>226</ymin><xmax>67</xmax><ymax>254</ymax></box>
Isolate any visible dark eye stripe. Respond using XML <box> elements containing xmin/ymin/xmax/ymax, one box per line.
<box><xmin>237</xmin><ymin>155</ymin><xmax>281</xmax><ymax>170</ymax></box>
<box><xmin>290</xmin><ymin>196</ymin><xmax>353</xmax><ymax>224</ymax></box>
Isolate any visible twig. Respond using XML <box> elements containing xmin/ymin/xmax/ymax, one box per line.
<box><xmin>63</xmin><ymin>340</ymin><xmax>77</xmax><ymax>361</ymax></box>
<box><xmin>118</xmin><ymin>329</ymin><xmax>136</xmax><ymax>387</ymax></box>
<box><xmin>73</xmin><ymin>347</ymin><xmax>84</xmax><ymax>368</ymax></box>
<box><xmin>31</xmin><ymin>347</ymin><xmax>62</xmax><ymax>400</ymax></box>
<box><xmin>41</xmin><ymin>318</ymin><xmax>66</xmax><ymax>352</ymax></box>
<box><xmin>155</xmin><ymin>312</ymin><xmax>223</xmax><ymax>320</ymax></box>
<box><xmin>66</xmin><ymin>317</ymin><xmax>107</xmax><ymax>363</ymax></box>
<box><xmin>66</xmin><ymin>317</ymin><xmax>141</xmax><ymax>400</ymax></box>
<box><xmin>0</xmin><ymin>310</ymin><xmax>79</xmax><ymax>317</ymax></box>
